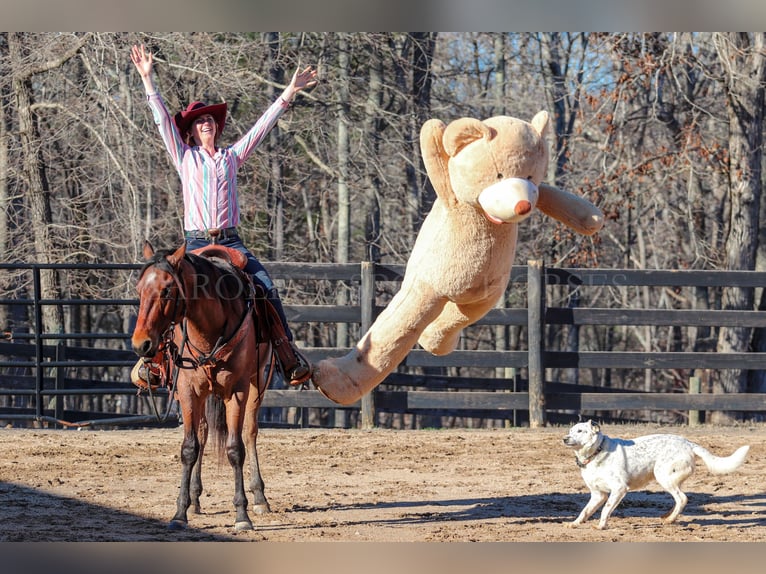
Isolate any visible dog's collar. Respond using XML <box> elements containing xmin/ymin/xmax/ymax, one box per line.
<box><xmin>575</xmin><ymin>436</ymin><xmax>605</xmax><ymax>468</ymax></box>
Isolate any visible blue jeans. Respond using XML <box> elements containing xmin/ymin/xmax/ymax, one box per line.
<box><xmin>185</xmin><ymin>234</ymin><xmax>294</xmax><ymax>341</ymax></box>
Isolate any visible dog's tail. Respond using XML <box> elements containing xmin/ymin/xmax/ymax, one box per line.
<box><xmin>693</xmin><ymin>444</ymin><xmax>750</xmax><ymax>474</ymax></box>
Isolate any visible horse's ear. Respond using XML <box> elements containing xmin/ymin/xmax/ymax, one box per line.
<box><xmin>142</xmin><ymin>240</ymin><xmax>155</xmax><ymax>260</ymax></box>
<box><xmin>168</xmin><ymin>242</ymin><xmax>187</xmax><ymax>267</ymax></box>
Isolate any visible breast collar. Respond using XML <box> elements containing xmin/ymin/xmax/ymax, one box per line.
<box><xmin>576</xmin><ymin>435</ymin><xmax>606</xmax><ymax>468</ymax></box>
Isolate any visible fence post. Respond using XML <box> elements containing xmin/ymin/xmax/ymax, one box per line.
<box><xmin>55</xmin><ymin>342</ymin><xmax>65</xmax><ymax>426</ymax></box>
<box><xmin>527</xmin><ymin>259</ymin><xmax>546</xmax><ymax>427</ymax></box>
<box><xmin>688</xmin><ymin>376</ymin><xmax>701</xmax><ymax>426</ymax></box>
<box><xmin>359</xmin><ymin>261</ymin><xmax>376</xmax><ymax>429</ymax></box>
<box><xmin>33</xmin><ymin>266</ymin><xmax>44</xmax><ymax>422</ymax></box>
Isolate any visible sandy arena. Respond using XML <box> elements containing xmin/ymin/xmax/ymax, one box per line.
<box><xmin>1</xmin><ymin>424</ymin><xmax>764</xmax><ymax>542</ymax></box>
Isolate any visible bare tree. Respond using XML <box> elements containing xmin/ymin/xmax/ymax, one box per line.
<box><xmin>712</xmin><ymin>33</ymin><xmax>766</xmax><ymax>422</ymax></box>
<box><xmin>7</xmin><ymin>33</ymin><xmax>91</xmax><ymax>333</ymax></box>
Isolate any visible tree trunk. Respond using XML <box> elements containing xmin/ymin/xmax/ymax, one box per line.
<box><xmin>336</xmin><ymin>33</ymin><xmax>350</xmax><ymax>268</ymax></box>
<box><xmin>411</xmin><ymin>32</ymin><xmax>437</xmax><ymax>223</ymax></box>
<box><xmin>334</xmin><ymin>33</ymin><xmax>351</xmax><ymax>428</ymax></box>
<box><xmin>267</xmin><ymin>32</ymin><xmax>285</xmax><ymax>260</ymax></box>
<box><xmin>363</xmin><ymin>38</ymin><xmax>383</xmax><ymax>263</ymax></box>
<box><xmin>539</xmin><ymin>32</ymin><xmax>587</xmax><ymax>182</ymax></box>
<box><xmin>539</xmin><ymin>32</ymin><xmax>589</xmax><ymax>386</ymax></box>
<box><xmin>0</xmin><ymin>58</ymin><xmax>9</xmax><ymax>334</ymax></box>
<box><xmin>712</xmin><ymin>33</ymin><xmax>766</xmax><ymax>423</ymax></box>
<box><xmin>492</xmin><ymin>33</ymin><xmax>507</xmax><ymax>116</ymax></box>
<box><xmin>8</xmin><ymin>32</ymin><xmax>65</xmax><ymax>334</ymax></box>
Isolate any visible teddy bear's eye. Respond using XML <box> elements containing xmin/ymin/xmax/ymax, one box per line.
<box><xmin>527</xmin><ymin>176</ymin><xmax>533</xmax><ymax>180</ymax></box>
<box><xmin>497</xmin><ymin>173</ymin><xmax>503</xmax><ymax>180</ymax></box>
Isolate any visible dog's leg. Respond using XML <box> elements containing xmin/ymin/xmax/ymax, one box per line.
<box><xmin>655</xmin><ymin>461</ymin><xmax>693</xmax><ymax>523</ymax></box>
<box><xmin>597</xmin><ymin>486</ymin><xmax>628</xmax><ymax>530</ymax></box>
<box><xmin>660</xmin><ymin>487</ymin><xmax>688</xmax><ymax>523</ymax></box>
<box><xmin>569</xmin><ymin>490</ymin><xmax>608</xmax><ymax>527</ymax></box>
<box><xmin>657</xmin><ymin>479</ymin><xmax>690</xmax><ymax>522</ymax></box>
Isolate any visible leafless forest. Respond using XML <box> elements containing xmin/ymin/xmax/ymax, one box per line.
<box><xmin>1</xmin><ymin>33</ymin><xmax>765</xmax><ymax>424</ymax></box>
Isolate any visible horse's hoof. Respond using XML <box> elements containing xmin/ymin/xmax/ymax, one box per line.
<box><xmin>252</xmin><ymin>503</ymin><xmax>271</xmax><ymax>515</ymax></box>
<box><xmin>168</xmin><ymin>520</ymin><xmax>188</xmax><ymax>531</ymax></box>
<box><xmin>234</xmin><ymin>520</ymin><xmax>253</xmax><ymax>532</ymax></box>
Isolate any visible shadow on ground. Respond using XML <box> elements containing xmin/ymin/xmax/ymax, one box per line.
<box><xmin>0</xmin><ymin>481</ymin><xmax>237</xmax><ymax>542</ymax></box>
<box><xmin>284</xmin><ymin>490</ymin><xmax>766</xmax><ymax>531</ymax></box>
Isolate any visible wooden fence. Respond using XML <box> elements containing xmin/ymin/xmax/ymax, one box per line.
<box><xmin>2</xmin><ymin>260</ymin><xmax>766</xmax><ymax>428</ymax></box>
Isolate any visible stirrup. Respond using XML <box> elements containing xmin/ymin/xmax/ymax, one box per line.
<box><xmin>131</xmin><ymin>360</ymin><xmax>162</xmax><ymax>391</ymax></box>
<box><xmin>285</xmin><ymin>344</ymin><xmax>312</xmax><ymax>386</ymax></box>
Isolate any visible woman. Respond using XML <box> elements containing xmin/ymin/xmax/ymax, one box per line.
<box><xmin>129</xmin><ymin>43</ymin><xmax>317</xmax><ymax>387</ymax></box>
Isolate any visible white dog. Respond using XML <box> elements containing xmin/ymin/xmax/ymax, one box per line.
<box><xmin>562</xmin><ymin>420</ymin><xmax>750</xmax><ymax>529</ymax></box>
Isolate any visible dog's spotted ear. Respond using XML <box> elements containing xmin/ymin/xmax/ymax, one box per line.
<box><xmin>588</xmin><ymin>420</ymin><xmax>600</xmax><ymax>433</ymax></box>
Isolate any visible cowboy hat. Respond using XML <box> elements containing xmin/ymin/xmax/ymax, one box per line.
<box><xmin>173</xmin><ymin>101</ymin><xmax>227</xmax><ymax>142</ymax></box>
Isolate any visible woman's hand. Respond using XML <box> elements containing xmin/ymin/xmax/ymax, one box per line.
<box><xmin>282</xmin><ymin>65</ymin><xmax>318</xmax><ymax>103</ymax></box>
<box><xmin>292</xmin><ymin>65</ymin><xmax>318</xmax><ymax>92</ymax></box>
<box><xmin>130</xmin><ymin>44</ymin><xmax>153</xmax><ymax>79</ymax></box>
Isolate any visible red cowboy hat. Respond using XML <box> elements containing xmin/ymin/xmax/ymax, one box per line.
<box><xmin>173</xmin><ymin>101</ymin><xmax>227</xmax><ymax>142</ymax></box>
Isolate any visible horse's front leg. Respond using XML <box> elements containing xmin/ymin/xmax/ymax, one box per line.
<box><xmin>246</xmin><ymin>421</ymin><xmax>270</xmax><ymax>514</ymax></box>
<box><xmin>225</xmin><ymin>391</ymin><xmax>252</xmax><ymax>531</ymax></box>
<box><xmin>169</xmin><ymin>392</ymin><xmax>203</xmax><ymax>530</ymax></box>
<box><xmin>244</xmin><ymin>366</ymin><xmax>270</xmax><ymax>514</ymax></box>
<box><xmin>190</xmin><ymin>414</ymin><xmax>208</xmax><ymax>514</ymax></box>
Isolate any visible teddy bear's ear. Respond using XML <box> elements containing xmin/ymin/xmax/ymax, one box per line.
<box><xmin>443</xmin><ymin>118</ymin><xmax>494</xmax><ymax>157</ymax></box>
<box><xmin>420</xmin><ymin>119</ymin><xmax>454</xmax><ymax>202</ymax></box>
<box><xmin>530</xmin><ymin>111</ymin><xmax>550</xmax><ymax>138</ymax></box>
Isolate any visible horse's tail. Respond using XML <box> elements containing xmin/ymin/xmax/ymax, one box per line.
<box><xmin>205</xmin><ymin>394</ymin><xmax>228</xmax><ymax>465</ymax></box>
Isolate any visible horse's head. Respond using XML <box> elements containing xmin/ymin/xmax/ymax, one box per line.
<box><xmin>131</xmin><ymin>240</ymin><xmax>188</xmax><ymax>358</ymax></box>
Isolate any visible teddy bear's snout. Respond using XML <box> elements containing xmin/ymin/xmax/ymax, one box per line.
<box><xmin>477</xmin><ymin>177</ymin><xmax>539</xmax><ymax>224</ymax></box>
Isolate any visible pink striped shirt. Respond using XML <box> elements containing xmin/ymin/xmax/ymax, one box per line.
<box><xmin>146</xmin><ymin>92</ymin><xmax>288</xmax><ymax>231</ymax></box>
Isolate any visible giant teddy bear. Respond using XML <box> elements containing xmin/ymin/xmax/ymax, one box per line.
<box><xmin>311</xmin><ymin>111</ymin><xmax>604</xmax><ymax>405</ymax></box>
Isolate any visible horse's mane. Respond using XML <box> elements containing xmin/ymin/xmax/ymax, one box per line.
<box><xmin>138</xmin><ymin>248</ymin><xmax>176</xmax><ymax>279</ymax></box>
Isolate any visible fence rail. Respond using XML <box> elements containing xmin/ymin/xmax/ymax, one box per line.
<box><xmin>2</xmin><ymin>260</ymin><xmax>766</xmax><ymax>428</ymax></box>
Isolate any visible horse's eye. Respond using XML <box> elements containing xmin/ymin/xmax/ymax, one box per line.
<box><xmin>160</xmin><ymin>287</ymin><xmax>172</xmax><ymax>300</ymax></box>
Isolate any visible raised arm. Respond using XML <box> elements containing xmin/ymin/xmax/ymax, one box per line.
<box><xmin>231</xmin><ymin>65</ymin><xmax>319</xmax><ymax>164</ymax></box>
<box><xmin>130</xmin><ymin>44</ymin><xmax>157</xmax><ymax>96</ymax></box>
<box><xmin>130</xmin><ymin>44</ymin><xmax>186</xmax><ymax>171</ymax></box>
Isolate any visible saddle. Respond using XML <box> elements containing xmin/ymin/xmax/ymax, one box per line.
<box><xmin>191</xmin><ymin>244</ymin><xmax>248</xmax><ymax>269</ymax></box>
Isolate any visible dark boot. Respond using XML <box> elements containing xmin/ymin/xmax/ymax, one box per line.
<box><xmin>258</xmin><ymin>297</ymin><xmax>312</xmax><ymax>385</ymax></box>
<box><xmin>273</xmin><ymin>337</ymin><xmax>312</xmax><ymax>386</ymax></box>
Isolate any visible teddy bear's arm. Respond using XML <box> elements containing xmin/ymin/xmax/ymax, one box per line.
<box><xmin>537</xmin><ymin>183</ymin><xmax>604</xmax><ymax>236</ymax></box>
<box><xmin>420</xmin><ymin>119</ymin><xmax>454</xmax><ymax>203</ymax></box>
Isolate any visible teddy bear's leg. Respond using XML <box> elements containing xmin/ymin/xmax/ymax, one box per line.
<box><xmin>312</xmin><ymin>281</ymin><xmax>448</xmax><ymax>405</ymax></box>
<box><xmin>419</xmin><ymin>297</ymin><xmax>501</xmax><ymax>355</ymax></box>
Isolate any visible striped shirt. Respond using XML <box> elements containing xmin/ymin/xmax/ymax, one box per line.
<box><xmin>146</xmin><ymin>92</ymin><xmax>289</xmax><ymax>231</ymax></box>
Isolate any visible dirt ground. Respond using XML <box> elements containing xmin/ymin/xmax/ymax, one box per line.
<box><xmin>1</xmin><ymin>423</ymin><xmax>764</xmax><ymax>542</ymax></box>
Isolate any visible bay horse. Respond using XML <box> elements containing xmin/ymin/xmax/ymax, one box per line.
<box><xmin>131</xmin><ymin>240</ymin><xmax>274</xmax><ymax>531</ymax></box>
